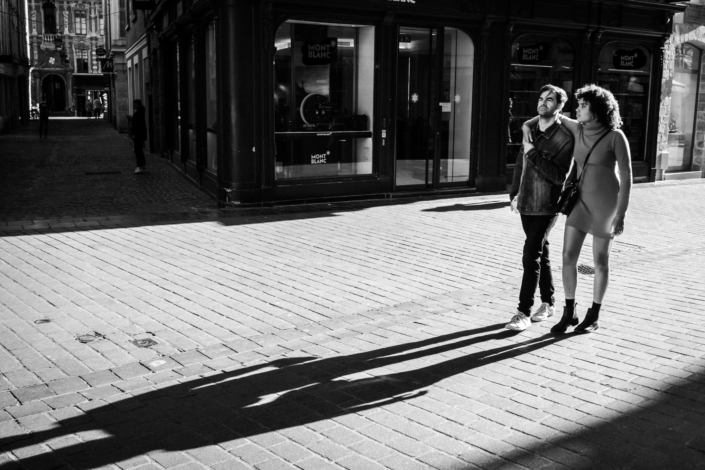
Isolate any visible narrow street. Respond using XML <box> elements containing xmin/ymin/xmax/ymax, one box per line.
<box><xmin>1</xmin><ymin>119</ymin><xmax>704</xmax><ymax>469</ymax></box>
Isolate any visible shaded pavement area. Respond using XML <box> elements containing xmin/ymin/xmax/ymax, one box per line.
<box><xmin>1</xmin><ymin>120</ymin><xmax>705</xmax><ymax>469</ymax></box>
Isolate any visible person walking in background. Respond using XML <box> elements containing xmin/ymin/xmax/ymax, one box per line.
<box><xmin>505</xmin><ymin>85</ymin><xmax>574</xmax><ymax>332</ymax></box>
<box><xmin>93</xmin><ymin>97</ymin><xmax>102</xmax><ymax>119</ymax></box>
<box><xmin>85</xmin><ymin>97</ymin><xmax>92</xmax><ymax>119</ymax></box>
<box><xmin>523</xmin><ymin>84</ymin><xmax>633</xmax><ymax>334</ymax></box>
<box><xmin>132</xmin><ymin>99</ymin><xmax>148</xmax><ymax>174</ymax></box>
<box><xmin>38</xmin><ymin>97</ymin><xmax>49</xmax><ymax>138</ymax></box>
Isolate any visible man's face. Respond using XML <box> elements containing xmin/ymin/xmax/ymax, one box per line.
<box><xmin>536</xmin><ymin>90</ymin><xmax>561</xmax><ymax>118</ymax></box>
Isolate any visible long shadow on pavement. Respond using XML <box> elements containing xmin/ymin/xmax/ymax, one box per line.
<box><xmin>491</xmin><ymin>371</ymin><xmax>705</xmax><ymax>470</ymax></box>
<box><xmin>1</xmin><ymin>324</ymin><xmax>572</xmax><ymax>469</ymax></box>
<box><xmin>422</xmin><ymin>202</ymin><xmax>510</xmax><ymax>212</ymax></box>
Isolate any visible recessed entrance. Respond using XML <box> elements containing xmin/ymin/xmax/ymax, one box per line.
<box><xmin>42</xmin><ymin>74</ymin><xmax>66</xmax><ymax>111</ymax></box>
<box><xmin>394</xmin><ymin>26</ymin><xmax>474</xmax><ymax>189</ymax></box>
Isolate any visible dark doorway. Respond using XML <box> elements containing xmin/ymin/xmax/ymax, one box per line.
<box><xmin>395</xmin><ymin>26</ymin><xmax>475</xmax><ymax>189</ymax></box>
<box><xmin>42</xmin><ymin>74</ymin><xmax>66</xmax><ymax>111</ymax></box>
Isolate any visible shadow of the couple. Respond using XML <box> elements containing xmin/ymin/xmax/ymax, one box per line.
<box><xmin>2</xmin><ymin>325</ymin><xmax>568</xmax><ymax>469</ymax></box>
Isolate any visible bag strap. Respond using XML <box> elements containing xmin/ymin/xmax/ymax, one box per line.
<box><xmin>576</xmin><ymin>129</ymin><xmax>611</xmax><ymax>182</ymax></box>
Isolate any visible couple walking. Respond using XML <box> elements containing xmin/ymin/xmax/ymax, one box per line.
<box><xmin>506</xmin><ymin>83</ymin><xmax>632</xmax><ymax>334</ymax></box>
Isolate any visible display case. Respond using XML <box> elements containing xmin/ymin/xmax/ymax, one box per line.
<box><xmin>507</xmin><ymin>35</ymin><xmax>575</xmax><ymax>166</ymax></box>
<box><xmin>597</xmin><ymin>42</ymin><xmax>652</xmax><ymax>162</ymax></box>
<box><xmin>274</xmin><ymin>21</ymin><xmax>375</xmax><ymax>179</ymax></box>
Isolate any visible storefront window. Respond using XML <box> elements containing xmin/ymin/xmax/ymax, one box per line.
<box><xmin>274</xmin><ymin>20</ymin><xmax>375</xmax><ymax>179</ymax></box>
<box><xmin>668</xmin><ymin>43</ymin><xmax>701</xmax><ymax>172</ymax></box>
<box><xmin>188</xmin><ymin>35</ymin><xmax>197</xmax><ymax>162</ymax></box>
<box><xmin>172</xmin><ymin>43</ymin><xmax>181</xmax><ymax>154</ymax></box>
<box><xmin>206</xmin><ymin>21</ymin><xmax>218</xmax><ymax>173</ymax></box>
<box><xmin>441</xmin><ymin>28</ymin><xmax>474</xmax><ymax>184</ymax></box>
<box><xmin>508</xmin><ymin>35</ymin><xmax>575</xmax><ymax>166</ymax></box>
<box><xmin>597</xmin><ymin>42</ymin><xmax>651</xmax><ymax>161</ymax></box>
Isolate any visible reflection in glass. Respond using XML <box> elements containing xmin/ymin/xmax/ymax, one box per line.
<box><xmin>274</xmin><ymin>21</ymin><xmax>375</xmax><ymax>179</ymax></box>
<box><xmin>206</xmin><ymin>21</ymin><xmax>218</xmax><ymax>173</ymax></box>
<box><xmin>508</xmin><ymin>35</ymin><xmax>575</xmax><ymax>166</ymax></box>
<box><xmin>395</xmin><ymin>27</ymin><xmax>436</xmax><ymax>187</ymax></box>
<box><xmin>668</xmin><ymin>43</ymin><xmax>701</xmax><ymax>172</ymax></box>
<box><xmin>173</xmin><ymin>43</ymin><xmax>181</xmax><ymax>154</ymax></box>
<box><xmin>441</xmin><ymin>28</ymin><xmax>474</xmax><ymax>184</ymax></box>
<box><xmin>597</xmin><ymin>42</ymin><xmax>651</xmax><ymax>161</ymax></box>
<box><xmin>188</xmin><ymin>35</ymin><xmax>197</xmax><ymax>162</ymax></box>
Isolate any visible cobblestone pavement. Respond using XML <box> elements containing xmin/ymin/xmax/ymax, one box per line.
<box><xmin>1</xmin><ymin>120</ymin><xmax>705</xmax><ymax>469</ymax></box>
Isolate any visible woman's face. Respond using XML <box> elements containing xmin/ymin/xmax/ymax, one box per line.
<box><xmin>576</xmin><ymin>98</ymin><xmax>595</xmax><ymax>125</ymax></box>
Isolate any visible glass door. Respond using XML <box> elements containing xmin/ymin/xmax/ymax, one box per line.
<box><xmin>395</xmin><ymin>27</ymin><xmax>438</xmax><ymax>188</ymax></box>
<box><xmin>395</xmin><ymin>26</ymin><xmax>475</xmax><ymax>189</ymax></box>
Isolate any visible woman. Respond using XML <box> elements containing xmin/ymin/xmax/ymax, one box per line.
<box><xmin>523</xmin><ymin>84</ymin><xmax>632</xmax><ymax>334</ymax></box>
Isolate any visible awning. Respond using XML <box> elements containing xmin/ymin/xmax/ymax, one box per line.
<box><xmin>73</xmin><ymin>73</ymin><xmax>107</xmax><ymax>89</ymax></box>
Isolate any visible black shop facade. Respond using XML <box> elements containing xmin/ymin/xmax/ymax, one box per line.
<box><xmin>150</xmin><ymin>0</ymin><xmax>684</xmax><ymax>206</ymax></box>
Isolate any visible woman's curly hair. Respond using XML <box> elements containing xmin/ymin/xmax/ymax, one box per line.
<box><xmin>575</xmin><ymin>84</ymin><xmax>623</xmax><ymax>130</ymax></box>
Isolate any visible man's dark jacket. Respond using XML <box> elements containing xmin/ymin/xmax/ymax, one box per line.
<box><xmin>510</xmin><ymin>118</ymin><xmax>574</xmax><ymax>215</ymax></box>
<box><xmin>132</xmin><ymin>106</ymin><xmax>147</xmax><ymax>141</ymax></box>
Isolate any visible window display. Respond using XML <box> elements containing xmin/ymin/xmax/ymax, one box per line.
<box><xmin>668</xmin><ymin>43</ymin><xmax>701</xmax><ymax>172</ymax></box>
<box><xmin>172</xmin><ymin>43</ymin><xmax>181</xmax><ymax>155</ymax></box>
<box><xmin>597</xmin><ymin>42</ymin><xmax>651</xmax><ymax>161</ymax></box>
<box><xmin>274</xmin><ymin>21</ymin><xmax>375</xmax><ymax>179</ymax></box>
<box><xmin>206</xmin><ymin>21</ymin><xmax>217</xmax><ymax>173</ymax></box>
<box><xmin>508</xmin><ymin>35</ymin><xmax>575</xmax><ymax>166</ymax></box>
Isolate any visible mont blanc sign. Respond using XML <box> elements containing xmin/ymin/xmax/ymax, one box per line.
<box><xmin>301</xmin><ymin>39</ymin><xmax>337</xmax><ymax>66</ymax></box>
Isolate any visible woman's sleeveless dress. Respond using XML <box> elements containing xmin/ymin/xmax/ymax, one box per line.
<box><xmin>566</xmin><ymin>126</ymin><xmax>632</xmax><ymax>239</ymax></box>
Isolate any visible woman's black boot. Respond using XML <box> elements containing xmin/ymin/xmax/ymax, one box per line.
<box><xmin>550</xmin><ymin>303</ymin><xmax>579</xmax><ymax>334</ymax></box>
<box><xmin>575</xmin><ymin>308</ymin><xmax>599</xmax><ymax>333</ymax></box>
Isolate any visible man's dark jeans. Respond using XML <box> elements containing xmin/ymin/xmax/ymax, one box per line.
<box><xmin>134</xmin><ymin>139</ymin><xmax>146</xmax><ymax>167</ymax></box>
<box><xmin>39</xmin><ymin>117</ymin><xmax>48</xmax><ymax>138</ymax></box>
<box><xmin>518</xmin><ymin>214</ymin><xmax>558</xmax><ymax>315</ymax></box>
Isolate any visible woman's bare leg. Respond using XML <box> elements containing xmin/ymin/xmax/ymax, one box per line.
<box><xmin>592</xmin><ymin>236</ymin><xmax>614</xmax><ymax>303</ymax></box>
<box><xmin>562</xmin><ymin>226</ymin><xmax>587</xmax><ymax>299</ymax></box>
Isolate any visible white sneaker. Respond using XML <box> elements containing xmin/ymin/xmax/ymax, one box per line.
<box><xmin>505</xmin><ymin>311</ymin><xmax>531</xmax><ymax>331</ymax></box>
<box><xmin>531</xmin><ymin>303</ymin><xmax>555</xmax><ymax>322</ymax></box>
<box><xmin>134</xmin><ymin>167</ymin><xmax>144</xmax><ymax>174</ymax></box>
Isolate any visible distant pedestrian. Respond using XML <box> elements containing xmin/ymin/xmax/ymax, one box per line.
<box><xmin>93</xmin><ymin>97</ymin><xmax>102</xmax><ymax>119</ymax></box>
<box><xmin>132</xmin><ymin>99</ymin><xmax>148</xmax><ymax>174</ymax></box>
<box><xmin>85</xmin><ymin>98</ymin><xmax>92</xmax><ymax>119</ymax></box>
<box><xmin>38</xmin><ymin>98</ymin><xmax>49</xmax><ymax>138</ymax></box>
<box><xmin>505</xmin><ymin>85</ymin><xmax>574</xmax><ymax>332</ymax></box>
<box><xmin>523</xmin><ymin>84</ymin><xmax>633</xmax><ymax>334</ymax></box>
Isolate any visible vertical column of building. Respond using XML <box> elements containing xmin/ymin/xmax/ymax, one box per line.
<box><xmin>218</xmin><ymin>0</ymin><xmax>257</xmax><ymax>203</ymax></box>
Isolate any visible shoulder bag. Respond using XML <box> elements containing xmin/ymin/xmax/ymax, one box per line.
<box><xmin>557</xmin><ymin>130</ymin><xmax>611</xmax><ymax>216</ymax></box>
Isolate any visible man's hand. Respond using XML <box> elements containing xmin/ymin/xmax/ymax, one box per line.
<box><xmin>510</xmin><ymin>196</ymin><xmax>519</xmax><ymax>214</ymax></box>
<box><xmin>610</xmin><ymin>215</ymin><xmax>625</xmax><ymax>237</ymax></box>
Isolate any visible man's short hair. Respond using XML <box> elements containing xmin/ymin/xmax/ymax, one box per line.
<box><xmin>538</xmin><ymin>84</ymin><xmax>568</xmax><ymax>109</ymax></box>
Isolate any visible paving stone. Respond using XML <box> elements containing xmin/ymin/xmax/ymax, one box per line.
<box><xmin>5</xmin><ymin>400</ymin><xmax>52</xmax><ymax>419</ymax></box>
<box><xmin>11</xmin><ymin>384</ymin><xmax>55</xmax><ymax>404</ymax></box>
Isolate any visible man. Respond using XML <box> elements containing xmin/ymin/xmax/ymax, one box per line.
<box><xmin>38</xmin><ymin>98</ymin><xmax>49</xmax><ymax>138</ymax></box>
<box><xmin>85</xmin><ymin>97</ymin><xmax>92</xmax><ymax>119</ymax></box>
<box><xmin>93</xmin><ymin>97</ymin><xmax>102</xmax><ymax>119</ymax></box>
<box><xmin>132</xmin><ymin>99</ymin><xmax>148</xmax><ymax>174</ymax></box>
<box><xmin>505</xmin><ymin>85</ymin><xmax>575</xmax><ymax>331</ymax></box>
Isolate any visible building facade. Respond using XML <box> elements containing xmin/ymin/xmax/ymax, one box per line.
<box><xmin>103</xmin><ymin>0</ymin><xmax>129</xmax><ymax>131</ymax></box>
<box><xmin>0</xmin><ymin>0</ymin><xmax>30</xmax><ymax>132</ymax></box>
<box><xmin>136</xmin><ymin>0</ymin><xmax>686</xmax><ymax>206</ymax></box>
<box><xmin>28</xmin><ymin>0</ymin><xmax>107</xmax><ymax>115</ymax></box>
<box><xmin>656</xmin><ymin>0</ymin><xmax>705</xmax><ymax>180</ymax></box>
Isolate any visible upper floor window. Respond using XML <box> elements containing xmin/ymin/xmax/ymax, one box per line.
<box><xmin>75</xmin><ymin>10</ymin><xmax>87</xmax><ymax>35</ymax></box>
<box><xmin>76</xmin><ymin>49</ymin><xmax>89</xmax><ymax>72</ymax></box>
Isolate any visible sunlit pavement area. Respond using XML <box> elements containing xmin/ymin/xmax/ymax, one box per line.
<box><xmin>1</xmin><ymin>119</ymin><xmax>705</xmax><ymax>469</ymax></box>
